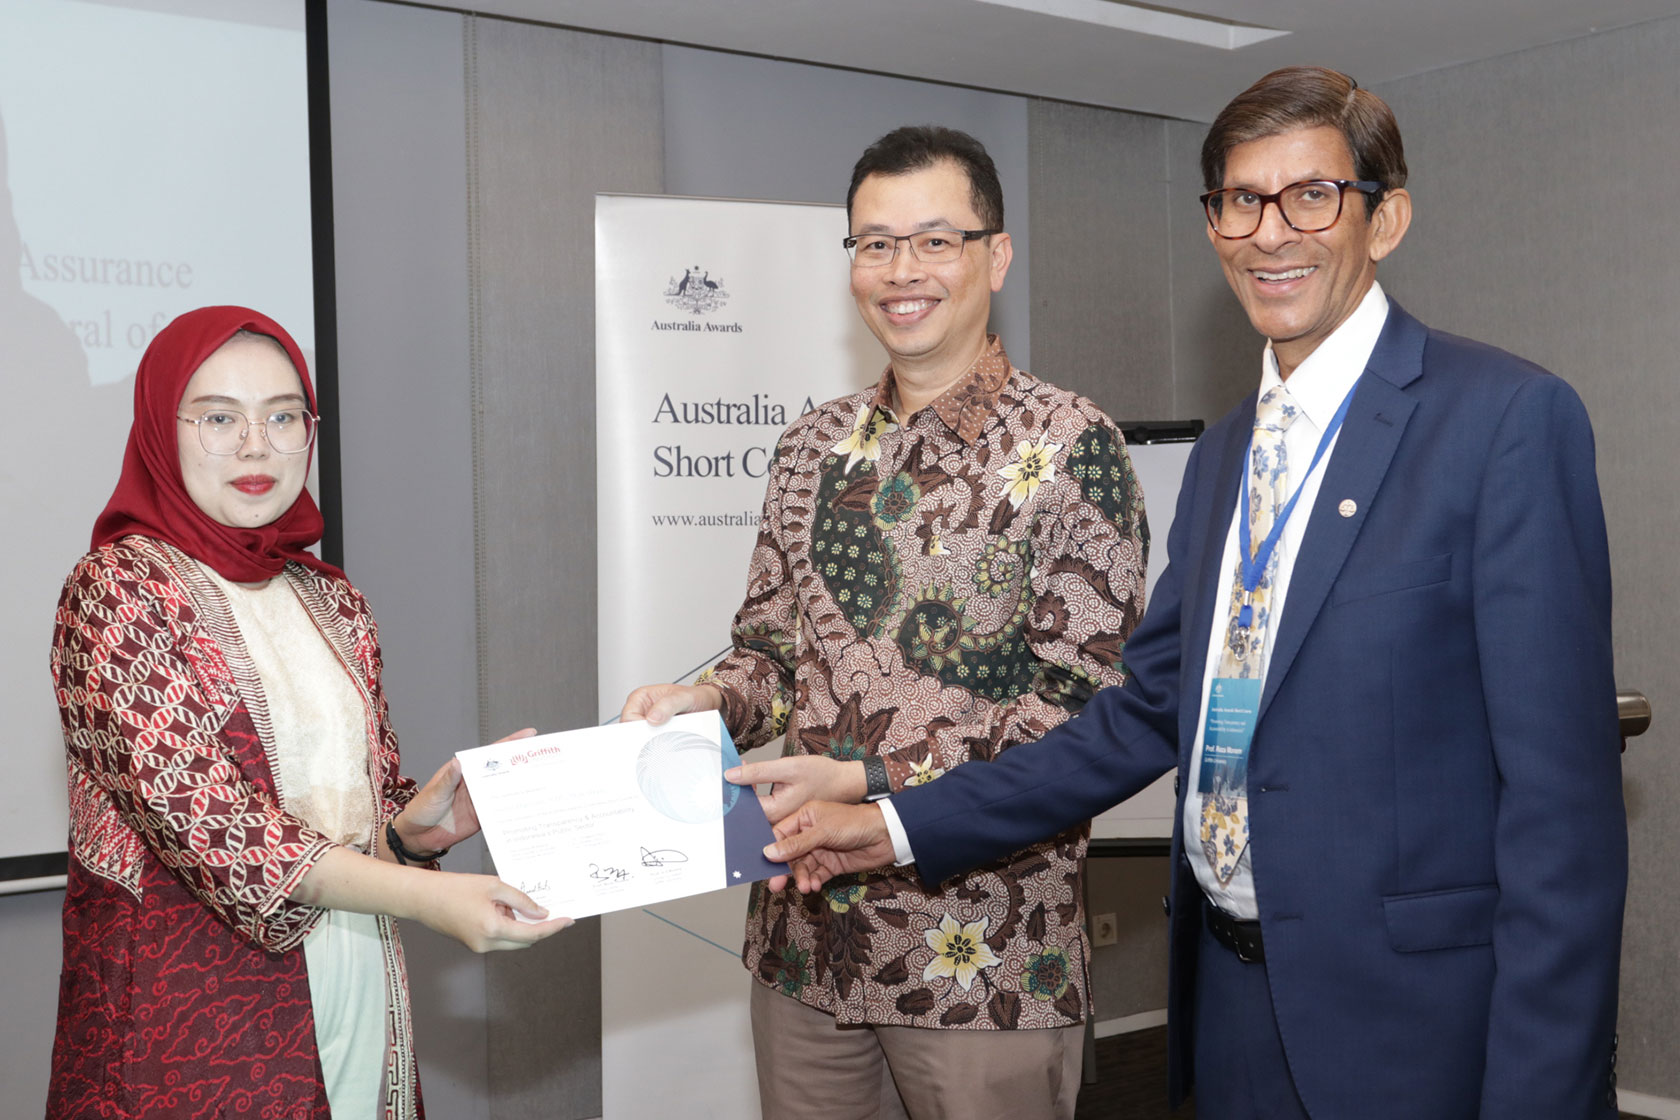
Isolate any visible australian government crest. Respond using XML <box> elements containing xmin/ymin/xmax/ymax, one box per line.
<box><xmin>655</xmin><ymin>264</ymin><xmax>743</xmax><ymax>333</ymax></box>
<box><xmin>665</xmin><ymin>265</ymin><xmax>730</xmax><ymax>315</ymax></box>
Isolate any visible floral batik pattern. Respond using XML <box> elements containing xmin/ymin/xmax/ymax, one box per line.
<box><xmin>48</xmin><ymin>536</ymin><xmax>425</xmax><ymax>1120</ymax></box>
<box><xmin>708</xmin><ymin>335</ymin><xmax>1148</xmax><ymax>1030</ymax></box>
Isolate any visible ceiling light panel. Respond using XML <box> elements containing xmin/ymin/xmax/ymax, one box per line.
<box><xmin>974</xmin><ymin>0</ymin><xmax>1289</xmax><ymax>49</ymax></box>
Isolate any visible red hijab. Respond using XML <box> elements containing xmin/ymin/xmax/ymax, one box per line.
<box><xmin>92</xmin><ymin>306</ymin><xmax>343</xmax><ymax>584</ymax></box>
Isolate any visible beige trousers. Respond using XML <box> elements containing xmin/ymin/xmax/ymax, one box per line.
<box><xmin>750</xmin><ymin>981</ymin><xmax>1083</xmax><ymax>1120</ymax></box>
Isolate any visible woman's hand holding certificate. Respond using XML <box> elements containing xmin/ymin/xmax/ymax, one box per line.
<box><xmin>457</xmin><ymin>712</ymin><xmax>787</xmax><ymax>920</ymax></box>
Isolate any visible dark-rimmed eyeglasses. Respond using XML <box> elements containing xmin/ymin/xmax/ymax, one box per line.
<box><xmin>177</xmin><ymin>408</ymin><xmax>319</xmax><ymax>455</ymax></box>
<box><xmin>1200</xmin><ymin>179</ymin><xmax>1384</xmax><ymax>240</ymax></box>
<box><xmin>843</xmin><ymin>228</ymin><xmax>998</xmax><ymax>267</ymax></box>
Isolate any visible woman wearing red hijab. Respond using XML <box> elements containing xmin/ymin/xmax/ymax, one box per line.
<box><xmin>47</xmin><ymin>307</ymin><xmax>569</xmax><ymax>1119</ymax></box>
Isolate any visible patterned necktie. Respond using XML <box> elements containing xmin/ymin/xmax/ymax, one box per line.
<box><xmin>1200</xmin><ymin>382</ymin><xmax>1300</xmax><ymax>883</ymax></box>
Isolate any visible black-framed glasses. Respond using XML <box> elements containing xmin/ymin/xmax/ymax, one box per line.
<box><xmin>843</xmin><ymin>227</ymin><xmax>999</xmax><ymax>267</ymax></box>
<box><xmin>177</xmin><ymin>407</ymin><xmax>319</xmax><ymax>455</ymax></box>
<box><xmin>1200</xmin><ymin>179</ymin><xmax>1384</xmax><ymax>239</ymax></box>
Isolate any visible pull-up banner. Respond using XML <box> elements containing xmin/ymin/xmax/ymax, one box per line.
<box><xmin>596</xmin><ymin>195</ymin><xmax>879</xmax><ymax>714</ymax></box>
<box><xmin>595</xmin><ymin>194</ymin><xmax>878</xmax><ymax>1117</ymax></box>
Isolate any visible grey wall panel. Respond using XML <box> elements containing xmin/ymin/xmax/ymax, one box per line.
<box><xmin>326</xmin><ymin>2</ymin><xmax>487</xmax><ymax>1117</ymax></box>
<box><xmin>1085</xmin><ymin>858</ymin><xmax>1172</xmax><ymax>1019</ymax></box>
<box><xmin>1025</xmin><ymin>98</ymin><xmax>1172</xmax><ymax>421</ymax></box>
<box><xmin>1024</xmin><ymin>104</ymin><xmax>1173</xmax><ymax>1024</ymax></box>
<box><xmin>1373</xmin><ymin>21</ymin><xmax>1680</xmax><ymax>1098</ymax></box>
<box><xmin>1021</xmin><ymin>100</ymin><xmax>1144</xmax><ymax>1025</ymax></box>
<box><xmin>0</xmin><ymin>888</ymin><xmax>60</xmax><ymax>1113</ymax></box>
<box><xmin>1021</xmin><ymin>101</ymin><xmax>1251</xmax><ymax>1026</ymax></box>
<box><xmin>1166</xmin><ymin>116</ymin><xmax>1257</xmax><ymax>426</ymax></box>
<box><xmin>1020</xmin><ymin>103</ymin><xmax>1252</xmax><ymax>432</ymax></box>
<box><xmin>465</xmin><ymin>15</ymin><xmax>664</xmax><ymax>1119</ymax></box>
<box><xmin>661</xmin><ymin>45</ymin><xmax>1032</xmax><ymax>371</ymax></box>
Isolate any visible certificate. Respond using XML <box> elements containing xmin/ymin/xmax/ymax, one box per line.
<box><xmin>457</xmin><ymin>711</ymin><xmax>786</xmax><ymax>920</ymax></box>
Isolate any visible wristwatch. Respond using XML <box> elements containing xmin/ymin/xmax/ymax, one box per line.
<box><xmin>862</xmin><ymin>756</ymin><xmax>892</xmax><ymax>802</ymax></box>
<box><xmin>386</xmin><ymin>820</ymin><xmax>449</xmax><ymax>865</ymax></box>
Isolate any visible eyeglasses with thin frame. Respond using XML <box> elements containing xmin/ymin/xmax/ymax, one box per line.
<box><xmin>1200</xmin><ymin>179</ymin><xmax>1384</xmax><ymax>240</ymax></box>
<box><xmin>176</xmin><ymin>407</ymin><xmax>319</xmax><ymax>455</ymax></box>
<box><xmin>843</xmin><ymin>227</ymin><xmax>999</xmax><ymax>267</ymax></box>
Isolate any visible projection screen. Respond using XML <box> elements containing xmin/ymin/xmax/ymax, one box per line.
<box><xmin>1</xmin><ymin>0</ymin><xmax>315</xmax><ymax>886</ymax></box>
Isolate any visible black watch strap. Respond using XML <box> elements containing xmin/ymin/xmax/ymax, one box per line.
<box><xmin>386</xmin><ymin>820</ymin><xmax>448</xmax><ymax>865</ymax></box>
<box><xmin>862</xmin><ymin>755</ymin><xmax>891</xmax><ymax>802</ymax></box>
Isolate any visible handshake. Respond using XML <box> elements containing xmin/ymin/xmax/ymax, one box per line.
<box><xmin>622</xmin><ymin>681</ymin><xmax>904</xmax><ymax>894</ymax></box>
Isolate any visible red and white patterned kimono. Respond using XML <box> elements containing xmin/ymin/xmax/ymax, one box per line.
<box><xmin>48</xmin><ymin>535</ymin><xmax>424</xmax><ymax>1120</ymax></box>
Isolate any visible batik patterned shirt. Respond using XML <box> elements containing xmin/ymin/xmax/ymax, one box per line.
<box><xmin>705</xmin><ymin>336</ymin><xmax>1147</xmax><ymax>1029</ymax></box>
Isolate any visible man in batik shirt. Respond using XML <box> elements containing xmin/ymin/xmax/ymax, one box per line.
<box><xmin>622</xmin><ymin>125</ymin><xmax>1146</xmax><ymax>1119</ymax></box>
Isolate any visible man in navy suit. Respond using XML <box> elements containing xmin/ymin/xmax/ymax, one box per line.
<box><xmin>741</xmin><ymin>66</ymin><xmax>1627</xmax><ymax>1118</ymax></box>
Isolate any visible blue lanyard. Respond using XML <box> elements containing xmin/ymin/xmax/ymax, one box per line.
<box><xmin>1235</xmin><ymin>379</ymin><xmax>1361</xmax><ymax>629</ymax></box>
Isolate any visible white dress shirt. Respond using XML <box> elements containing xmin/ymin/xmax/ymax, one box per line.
<box><xmin>1187</xmin><ymin>281</ymin><xmax>1389</xmax><ymax>918</ymax></box>
<box><xmin>882</xmin><ymin>282</ymin><xmax>1392</xmax><ymax>892</ymax></box>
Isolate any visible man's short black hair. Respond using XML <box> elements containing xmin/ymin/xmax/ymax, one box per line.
<box><xmin>846</xmin><ymin>125</ymin><xmax>1004</xmax><ymax>232</ymax></box>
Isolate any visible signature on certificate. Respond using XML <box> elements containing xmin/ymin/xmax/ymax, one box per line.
<box><xmin>589</xmin><ymin>863</ymin><xmax>631</xmax><ymax>884</ymax></box>
<box><xmin>519</xmin><ymin>879</ymin><xmax>551</xmax><ymax>895</ymax></box>
<box><xmin>640</xmin><ymin>846</ymin><xmax>689</xmax><ymax>868</ymax></box>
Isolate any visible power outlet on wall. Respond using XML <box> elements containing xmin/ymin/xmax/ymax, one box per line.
<box><xmin>1091</xmin><ymin>912</ymin><xmax>1118</xmax><ymax>947</ymax></box>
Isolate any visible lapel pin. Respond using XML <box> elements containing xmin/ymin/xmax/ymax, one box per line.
<box><xmin>1338</xmin><ymin>499</ymin><xmax>1357</xmax><ymax>518</ymax></box>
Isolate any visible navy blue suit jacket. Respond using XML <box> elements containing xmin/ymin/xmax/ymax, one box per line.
<box><xmin>891</xmin><ymin>303</ymin><xmax>1627</xmax><ymax>1118</ymax></box>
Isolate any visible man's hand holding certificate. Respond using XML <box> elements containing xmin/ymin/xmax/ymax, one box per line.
<box><xmin>457</xmin><ymin>712</ymin><xmax>787</xmax><ymax>920</ymax></box>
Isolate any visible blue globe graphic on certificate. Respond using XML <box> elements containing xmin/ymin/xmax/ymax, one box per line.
<box><xmin>636</xmin><ymin>730</ymin><xmax>740</xmax><ymax>824</ymax></box>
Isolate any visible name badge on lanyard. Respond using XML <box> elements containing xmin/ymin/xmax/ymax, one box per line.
<box><xmin>1197</xmin><ymin>677</ymin><xmax>1262</xmax><ymax>795</ymax></box>
<box><xmin>1198</xmin><ymin>378</ymin><xmax>1361</xmax><ymax>797</ymax></box>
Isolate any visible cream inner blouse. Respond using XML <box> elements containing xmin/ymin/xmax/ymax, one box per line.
<box><xmin>204</xmin><ymin>565</ymin><xmax>386</xmax><ymax>1114</ymax></box>
<box><xmin>204</xmin><ymin>568</ymin><xmax>376</xmax><ymax>848</ymax></box>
